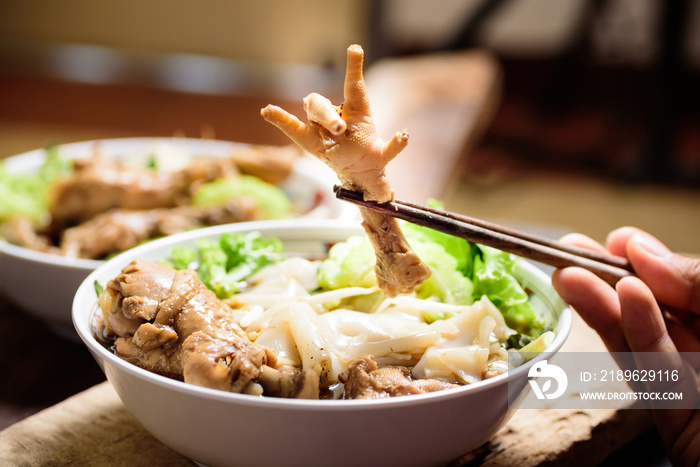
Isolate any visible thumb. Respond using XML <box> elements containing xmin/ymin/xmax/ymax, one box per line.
<box><xmin>627</xmin><ymin>233</ymin><xmax>700</xmax><ymax>313</ymax></box>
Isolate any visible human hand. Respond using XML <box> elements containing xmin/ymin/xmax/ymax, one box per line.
<box><xmin>551</xmin><ymin>226</ymin><xmax>700</xmax><ymax>466</ymax></box>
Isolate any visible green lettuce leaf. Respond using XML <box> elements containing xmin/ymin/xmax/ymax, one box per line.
<box><xmin>401</xmin><ymin>200</ymin><xmax>473</xmax><ymax>275</ymax></box>
<box><xmin>0</xmin><ymin>145</ymin><xmax>71</xmax><ymax>222</ymax></box>
<box><xmin>163</xmin><ymin>232</ymin><xmax>283</xmax><ymax>299</ymax></box>
<box><xmin>164</xmin><ymin>245</ymin><xmax>199</xmax><ymax>270</ymax></box>
<box><xmin>409</xmin><ymin>239</ymin><xmax>474</xmax><ymax>308</ymax></box>
<box><xmin>317</xmin><ymin>235</ymin><xmax>376</xmax><ymax>290</ymax></box>
<box><xmin>192</xmin><ymin>175</ymin><xmax>291</xmax><ymax>220</ymax></box>
<box><xmin>471</xmin><ymin>245</ymin><xmax>544</xmax><ymax>335</ymax></box>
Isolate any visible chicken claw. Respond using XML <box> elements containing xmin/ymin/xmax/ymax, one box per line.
<box><xmin>261</xmin><ymin>44</ymin><xmax>430</xmax><ymax>297</ymax></box>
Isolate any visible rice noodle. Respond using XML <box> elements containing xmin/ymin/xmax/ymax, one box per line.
<box><xmin>227</xmin><ymin>257</ymin><xmax>516</xmax><ymax>386</ymax></box>
<box><xmin>305</xmin><ymin>287</ymin><xmax>378</xmax><ymax>306</ymax></box>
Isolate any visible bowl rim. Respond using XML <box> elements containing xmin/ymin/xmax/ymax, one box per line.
<box><xmin>73</xmin><ymin>219</ymin><xmax>572</xmax><ymax>410</ymax></box>
<box><xmin>0</xmin><ymin>239</ymin><xmax>102</xmax><ymax>269</ymax></box>
<box><xmin>0</xmin><ymin>137</ymin><xmax>348</xmax><ymax>272</ymax></box>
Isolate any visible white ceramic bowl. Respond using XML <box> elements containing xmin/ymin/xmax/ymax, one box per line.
<box><xmin>0</xmin><ymin>138</ymin><xmax>355</xmax><ymax>339</ymax></box>
<box><xmin>73</xmin><ymin>220</ymin><xmax>571</xmax><ymax>467</ymax></box>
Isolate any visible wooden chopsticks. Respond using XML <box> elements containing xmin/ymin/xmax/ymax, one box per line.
<box><xmin>334</xmin><ymin>186</ymin><xmax>634</xmax><ymax>286</ymax></box>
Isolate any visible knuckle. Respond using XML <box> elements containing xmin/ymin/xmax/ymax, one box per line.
<box><xmin>676</xmin><ymin>254</ymin><xmax>700</xmax><ymax>311</ymax></box>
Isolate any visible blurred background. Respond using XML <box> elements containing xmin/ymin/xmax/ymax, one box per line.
<box><xmin>0</xmin><ymin>0</ymin><xmax>697</xmax><ymax>249</ymax></box>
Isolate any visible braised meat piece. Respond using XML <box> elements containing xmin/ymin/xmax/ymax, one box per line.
<box><xmin>0</xmin><ymin>217</ymin><xmax>58</xmax><ymax>255</ymax></box>
<box><xmin>260</xmin><ymin>365</ymin><xmax>320</xmax><ymax>399</ymax></box>
<box><xmin>228</xmin><ymin>144</ymin><xmax>301</xmax><ymax>185</ymax></box>
<box><xmin>48</xmin><ymin>143</ymin><xmax>298</xmax><ymax>230</ymax></box>
<box><xmin>339</xmin><ymin>355</ymin><xmax>458</xmax><ymax>399</ymax></box>
<box><xmin>6</xmin><ymin>142</ymin><xmax>300</xmax><ymax>258</ymax></box>
<box><xmin>261</xmin><ymin>44</ymin><xmax>430</xmax><ymax>297</ymax></box>
<box><xmin>107</xmin><ymin>260</ymin><xmax>177</xmax><ymax>321</ymax></box>
<box><xmin>60</xmin><ymin>198</ymin><xmax>258</xmax><ymax>259</ymax></box>
<box><xmin>49</xmin><ymin>153</ymin><xmax>195</xmax><ymax>228</ymax></box>
<box><xmin>100</xmin><ymin>260</ymin><xmax>319</xmax><ymax>397</ymax></box>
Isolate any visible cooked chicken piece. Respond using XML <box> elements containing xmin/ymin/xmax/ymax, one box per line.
<box><xmin>48</xmin><ymin>143</ymin><xmax>297</xmax><ymax>229</ymax></box>
<box><xmin>177</xmin><ymin>143</ymin><xmax>299</xmax><ymax>191</ymax></box>
<box><xmin>261</xmin><ymin>45</ymin><xmax>404</xmax><ymax>203</ymax></box>
<box><xmin>7</xmin><ymin>143</ymin><xmax>298</xmax><ymax>258</ymax></box>
<box><xmin>260</xmin><ymin>364</ymin><xmax>319</xmax><ymax>399</ymax></box>
<box><xmin>115</xmin><ymin>335</ymin><xmax>182</xmax><ymax>377</ymax></box>
<box><xmin>100</xmin><ymin>260</ymin><xmax>319</xmax><ymax>398</ymax></box>
<box><xmin>339</xmin><ymin>355</ymin><xmax>458</xmax><ymax>399</ymax></box>
<box><xmin>105</xmin><ymin>310</ymin><xmax>142</xmax><ymax>337</ymax></box>
<box><xmin>49</xmin><ymin>153</ymin><xmax>190</xmax><ymax>228</ymax></box>
<box><xmin>61</xmin><ymin>210</ymin><xmax>160</xmax><ymax>260</ymax></box>
<box><xmin>181</xmin><ymin>330</ymin><xmax>265</xmax><ymax>392</ymax></box>
<box><xmin>261</xmin><ymin>44</ymin><xmax>430</xmax><ymax>297</ymax></box>
<box><xmin>228</xmin><ymin>144</ymin><xmax>301</xmax><ymax>185</ymax></box>
<box><xmin>103</xmin><ymin>261</ymin><xmax>270</xmax><ymax>390</ymax></box>
<box><xmin>104</xmin><ymin>260</ymin><xmax>178</xmax><ymax>323</ymax></box>
<box><xmin>0</xmin><ymin>217</ymin><xmax>58</xmax><ymax>255</ymax></box>
<box><xmin>60</xmin><ymin>198</ymin><xmax>259</xmax><ymax>259</ymax></box>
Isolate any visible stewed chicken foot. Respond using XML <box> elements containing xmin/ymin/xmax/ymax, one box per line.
<box><xmin>261</xmin><ymin>44</ymin><xmax>430</xmax><ymax>297</ymax></box>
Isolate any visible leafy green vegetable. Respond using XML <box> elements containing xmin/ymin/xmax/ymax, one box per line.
<box><xmin>0</xmin><ymin>145</ymin><xmax>71</xmax><ymax>222</ymax></box>
<box><xmin>318</xmin><ymin>214</ymin><xmax>476</xmax><ymax>312</ymax></box>
<box><xmin>401</xmin><ymin>210</ymin><xmax>474</xmax><ymax>308</ymax></box>
<box><xmin>165</xmin><ymin>245</ymin><xmax>199</xmax><ymax>270</ymax></box>
<box><xmin>409</xmin><ymin>239</ymin><xmax>474</xmax><ymax>309</ymax></box>
<box><xmin>317</xmin><ymin>212</ymin><xmax>544</xmax><ymax>336</ymax></box>
<box><xmin>317</xmin><ymin>235</ymin><xmax>376</xmax><ymax>290</ymax></box>
<box><xmin>192</xmin><ymin>175</ymin><xmax>292</xmax><ymax>220</ymax></box>
<box><xmin>471</xmin><ymin>245</ymin><xmax>544</xmax><ymax>336</ymax></box>
<box><xmin>195</xmin><ymin>239</ymin><xmax>237</xmax><ymax>298</ymax></box>
<box><xmin>401</xmin><ymin>199</ymin><xmax>473</xmax><ymax>275</ymax></box>
<box><xmin>506</xmin><ymin>333</ymin><xmax>533</xmax><ymax>350</ymax></box>
<box><xmin>94</xmin><ymin>280</ymin><xmax>104</xmax><ymax>298</ymax></box>
<box><xmin>145</xmin><ymin>153</ymin><xmax>158</xmax><ymax>169</ymax></box>
<box><xmin>163</xmin><ymin>232</ymin><xmax>283</xmax><ymax>299</ymax></box>
<box><xmin>39</xmin><ymin>145</ymin><xmax>72</xmax><ymax>181</ymax></box>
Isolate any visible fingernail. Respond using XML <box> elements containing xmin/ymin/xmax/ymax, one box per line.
<box><xmin>631</xmin><ymin>233</ymin><xmax>671</xmax><ymax>257</ymax></box>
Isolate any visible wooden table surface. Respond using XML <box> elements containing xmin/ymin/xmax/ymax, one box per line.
<box><xmin>0</xmin><ymin>50</ymin><xmax>668</xmax><ymax>466</ymax></box>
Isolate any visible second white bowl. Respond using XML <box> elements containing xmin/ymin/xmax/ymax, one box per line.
<box><xmin>0</xmin><ymin>138</ymin><xmax>355</xmax><ymax>339</ymax></box>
